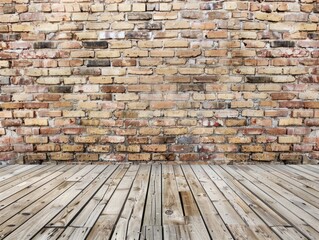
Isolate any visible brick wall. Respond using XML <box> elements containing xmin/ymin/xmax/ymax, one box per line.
<box><xmin>0</xmin><ymin>0</ymin><xmax>318</xmax><ymax>164</ymax></box>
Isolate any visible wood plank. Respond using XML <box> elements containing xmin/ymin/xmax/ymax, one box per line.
<box><xmin>173</xmin><ymin>165</ymin><xmax>210</xmax><ymax>240</ymax></box>
<box><xmin>259</xmin><ymin>165</ymin><xmax>319</xmax><ymax>206</ymax></box>
<box><xmin>33</xmin><ymin>228</ymin><xmax>65</xmax><ymax>240</ymax></box>
<box><xmin>271</xmin><ymin>226</ymin><xmax>307</xmax><ymax>240</ymax></box>
<box><xmin>285</xmin><ymin>166</ymin><xmax>319</xmax><ymax>182</ymax></box>
<box><xmin>111</xmin><ymin>165</ymin><xmax>151</xmax><ymax>240</ymax></box>
<box><xmin>142</xmin><ymin>226</ymin><xmax>162</xmax><ymax>240</ymax></box>
<box><xmin>191</xmin><ymin>165</ymin><xmax>273</xmax><ymax>240</ymax></box>
<box><xmin>163</xmin><ymin>225</ymin><xmax>191</xmax><ymax>240</ymax></box>
<box><xmin>202</xmin><ymin>165</ymin><xmax>280</xmax><ymax>240</ymax></box>
<box><xmin>290</xmin><ymin>165</ymin><xmax>319</xmax><ymax>179</ymax></box>
<box><xmin>301</xmin><ymin>165</ymin><xmax>319</xmax><ymax>175</ymax></box>
<box><xmin>0</xmin><ymin>165</ymin><xmax>77</xmax><ymax>225</ymax></box>
<box><xmin>140</xmin><ymin>164</ymin><xmax>162</xmax><ymax>240</ymax></box>
<box><xmin>58</xmin><ymin>227</ymin><xmax>89</xmax><ymax>240</ymax></box>
<box><xmin>267</xmin><ymin>165</ymin><xmax>319</xmax><ymax>192</ymax></box>
<box><xmin>162</xmin><ymin>164</ymin><xmax>185</xmax><ymax>240</ymax></box>
<box><xmin>46</xmin><ymin>165</ymin><xmax>118</xmax><ymax>227</ymax></box>
<box><xmin>246</xmin><ymin>166</ymin><xmax>319</xmax><ymax>220</ymax></box>
<box><xmin>0</xmin><ymin>165</ymin><xmax>40</xmax><ymax>187</ymax></box>
<box><xmin>85</xmin><ymin>165</ymin><xmax>139</xmax><ymax>239</ymax></box>
<box><xmin>264</xmin><ymin>165</ymin><xmax>319</xmax><ymax>198</ymax></box>
<box><xmin>0</xmin><ymin>165</ymin><xmax>20</xmax><ymax>175</ymax></box>
<box><xmin>0</xmin><ymin>165</ymin><xmax>65</xmax><ymax>210</ymax></box>
<box><xmin>181</xmin><ymin>165</ymin><xmax>233</xmax><ymax>240</ymax></box>
<box><xmin>2</xmin><ymin>165</ymin><xmax>99</xmax><ymax>239</ymax></box>
<box><xmin>0</xmin><ymin>165</ymin><xmax>56</xmax><ymax>201</ymax></box>
<box><xmin>0</xmin><ymin>165</ymin><xmax>36</xmax><ymax>181</ymax></box>
<box><xmin>209</xmin><ymin>165</ymin><xmax>289</xmax><ymax>228</ymax></box>
<box><xmin>224</xmin><ymin>166</ymin><xmax>319</xmax><ymax>239</ymax></box>
<box><xmin>70</xmin><ymin>165</ymin><xmax>129</xmax><ymax>228</ymax></box>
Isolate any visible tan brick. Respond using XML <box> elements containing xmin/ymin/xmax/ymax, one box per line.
<box><xmin>63</xmin><ymin>111</ymin><xmax>85</xmax><ymax>117</ymax></box>
<box><xmin>74</xmin><ymin>136</ymin><xmax>98</xmax><ymax>143</ymax></box>
<box><xmin>25</xmin><ymin>136</ymin><xmax>48</xmax><ymax>144</ymax></box>
<box><xmin>50</xmin><ymin>153</ymin><xmax>74</xmax><ymax>161</ymax></box>
<box><xmin>62</xmin><ymin>144</ymin><xmax>84</xmax><ymax>152</ymax></box>
<box><xmin>278</xmin><ymin>136</ymin><xmax>301</xmax><ymax>144</ymax></box>
<box><xmin>87</xmin><ymin>145</ymin><xmax>110</xmax><ymax>152</ymax></box>
<box><xmin>24</xmin><ymin>118</ymin><xmax>48</xmax><ymax>126</ymax></box>
<box><xmin>142</xmin><ymin>145</ymin><xmax>167</xmax><ymax>152</ymax></box>
<box><xmin>164</xmin><ymin>128</ymin><xmax>188</xmax><ymax>135</ymax></box>
<box><xmin>164</xmin><ymin>40</ymin><xmax>188</xmax><ymax>48</ymax></box>
<box><xmin>279</xmin><ymin>118</ymin><xmax>303</xmax><ymax>126</ymax></box>
<box><xmin>255</xmin><ymin>12</ymin><xmax>282</xmax><ymax>22</ymax></box>
<box><xmin>128</xmin><ymin>153</ymin><xmax>151</xmax><ymax>161</ymax></box>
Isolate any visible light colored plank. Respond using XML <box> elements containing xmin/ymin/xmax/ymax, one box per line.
<box><xmin>161</xmin><ymin>165</ymin><xmax>185</xmax><ymax>239</ymax></box>
<box><xmin>203</xmin><ymin>165</ymin><xmax>280</xmax><ymax>240</ymax></box>
<box><xmin>0</xmin><ymin>165</ymin><xmax>20</xmax><ymax>175</ymax></box>
<box><xmin>163</xmin><ymin>225</ymin><xmax>190</xmax><ymax>240</ymax></box>
<box><xmin>246</xmin><ymin>166</ymin><xmax>319</xmax><ymax>221</ymax></box>
<box><xmin>285</xmin><ymin>166</ymin><xmax>319</xmax><ymax>182</ymax></box>
<box><xmin>0</xmin><ymin>165</ymin><xmax>77</xmax><ymax>225</ymax></box>
<box><xmin>210</xmin><ymin>165</ymin><xmax>289</xmax><ymax>228</ymax></box>
<box><xmin>0</xmin><ymin>165</ymin><xmax>56</xmax><ymax>201</ymax></box>
<box><xmin>125</xmin><ymin>165</ymin><xmax>152</xmax><ymax>240</ymax></box>
<box><xmin>182</xmin><ymin>165</ymin><xmax>233</xmax><ymax>240</ymax></box>
<box><xmin>140</xmin><ymin>165</ymin><xmax>162</xmax><ymax>240</ymax></box>
<box><xmin>301</xmin><ymin>165</ymin><xmax>319</xmax><ymax>175</ymax></box>
<box><xmin>271</xmin><ymin>226</ymin><xmax>307</xmax><ymax>240</ymax></box>
<box><xmin>259</xmin><ymin>165</ymin><xmax>319</xmax><ymax>207</ymax></box>
<box><xmin>3</xmin><ymin>165</ymin><xmax>101</xmax><ymax>240</ymax></box>
<box><xmin>33</xmin><ymin>228</ymin><xmax>64</xmax><ymax>240</ymax></box>
<box><xmin>0</xmin><ymin>165</ymin><xmax>65</xmax><ymax>210</ymax></box>
<box><xmin>70</xmin><ymin>165</ymin><xmax>129</xmax><ymax>228</ymax></box>
<box><xmin>268</xmin><ymin>165</ymin><xmax>319</xmax><ymax>192</ymax></box>
<box><xmin>290</xmin><ymin>165</ymin><xmax>319</xmax><ymax>179</ymax></box>
<box><xmin>264</xmin><ymin>165</ymin><xmax>319</xmax><ymax>198</ymax></box>
<box><xmin>111</xmin><ymin>165</ymin><xmax>151</xmax><ymax>240</ymax></box>
<box><xmin>224</xmin><ymin>166</ymin><xmax>319</xmax><ymax>239</ymax></box>
<box><xmin>142</xmin><ymin>226</ymin><xmax>162</xmax><ymax>240</ymax></box>
<box><xmin>162</xmin><ymin>165</ymin><xmax>185</xmax><ymax>227</ymax></box>
<box><xmin>86</xmin><ymin>165</ymin><xmax>139</xmax><ymax>239</ymax></box>
<box><xmin>58</xmin><ymin>227</ymin><xmax>89</xmax><ymax>240</ymax></box>
<box><xmin>46</xmin><ymin>165</ymin><xmax>117</xmax><ymax>227</ymax></box>
<box><xmin>173</xmin><ymin>165</ymin><xmax>210</xmax><ymax>240</ymax></box>
<box><xmin>0</xmin><ymin>165</ymin><xmax>36</xmax><ymax>181</ymax></box>
<box><xmin>0</xmin><ymin>165</ymin><xmax>40</xmax><ymax>187</ymax></box>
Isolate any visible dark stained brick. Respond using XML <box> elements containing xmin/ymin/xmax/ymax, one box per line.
<box><xmin>82</xmin><ymin>41</ymin><xmax>108</xmax><ymax>49</ymax></box>
<box><xmin>87</xmin><ymin>60</ymin><xmax>111</xmax><ymax>67</ymax></box>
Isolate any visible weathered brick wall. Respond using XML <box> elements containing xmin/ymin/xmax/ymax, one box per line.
<box><xmin>0</xmin><ymin>0</ymin><xmax>318</xmax><ymax>164</ymax></box>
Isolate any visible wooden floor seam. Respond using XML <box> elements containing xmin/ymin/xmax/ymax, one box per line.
<box><xmin>0</xmin><ymin>164</ymin><xmax>318</xmax><ymax>240</ymax></box>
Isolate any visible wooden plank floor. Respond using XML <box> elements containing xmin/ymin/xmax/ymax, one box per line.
<box><xmin>0</xmin><ymin>164</ymin><xmax>319</xmax><ymax>240</ymax></box>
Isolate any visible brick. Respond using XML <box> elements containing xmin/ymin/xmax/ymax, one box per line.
<box><xmin>50</xmin><ymin>153</ymin><xmax>74</xmax><ymax>161</ymax></box>
<box><xmin>74</xmin><ymin>136</ymin><xmax>98</xmax><ymax>143</ymax></box>
<box><xmin>278</xmin><ymin>136</ymin><xmax>301</xmax><ymax>144</ymax></box>
<box><xmin>128</xmin><ymin>153</ymin><xmax>151</xmax><ymax>161</ymax></box>
<box><xmin>62</xmin><ymin>144</ymin><xmax>84</xmax><ymax>152</ymax></box>
<box><xmin>270</xmin><ymin>93</ymin><xmax>296</xmax><ymax>100</ymax></box>
<box><xmin>266</xmin><ymin>143</ymin><xmax>290</xmax><ymax>152</ymax></box>
<box><xmin>25</xmin><ymin>136</ymin><xmax>48</xmax><ymax>144</ymax></box>
<box><xmin>279</xmin><ymin>118</ymin><xmax>303</xmax><ymax>126</ymax></box>
<box><xmin>251</xmin><ymin>153</ymin><xmax>277</xmax><ymax>161</ymax></box>
<box><xmin>24</xmin><ymin>118</ymin><xmax>48</xmax><ymax>126</ymax></box>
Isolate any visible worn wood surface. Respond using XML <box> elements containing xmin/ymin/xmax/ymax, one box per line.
<box><xmin>0</xmin><ymin>164</ymin><xmax>318</xmax><ymax>240</ymax></box>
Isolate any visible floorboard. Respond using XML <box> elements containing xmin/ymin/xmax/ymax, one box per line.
<box><xmin>0</xmin><ymin>164</ymin><xmax>319</xmax><ymax>240</ymax></box>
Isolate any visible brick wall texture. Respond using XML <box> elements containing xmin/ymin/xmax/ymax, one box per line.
<box><xmin>0</xmin><ymin>0</ymin><xmax>319</xmax><ymax>164</ymax></box>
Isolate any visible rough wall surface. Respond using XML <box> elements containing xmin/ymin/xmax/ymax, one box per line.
<box><xmin>0</xmin><ymin>0</ymin><xmax>319</xmax><ymax>164</ymax></box>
